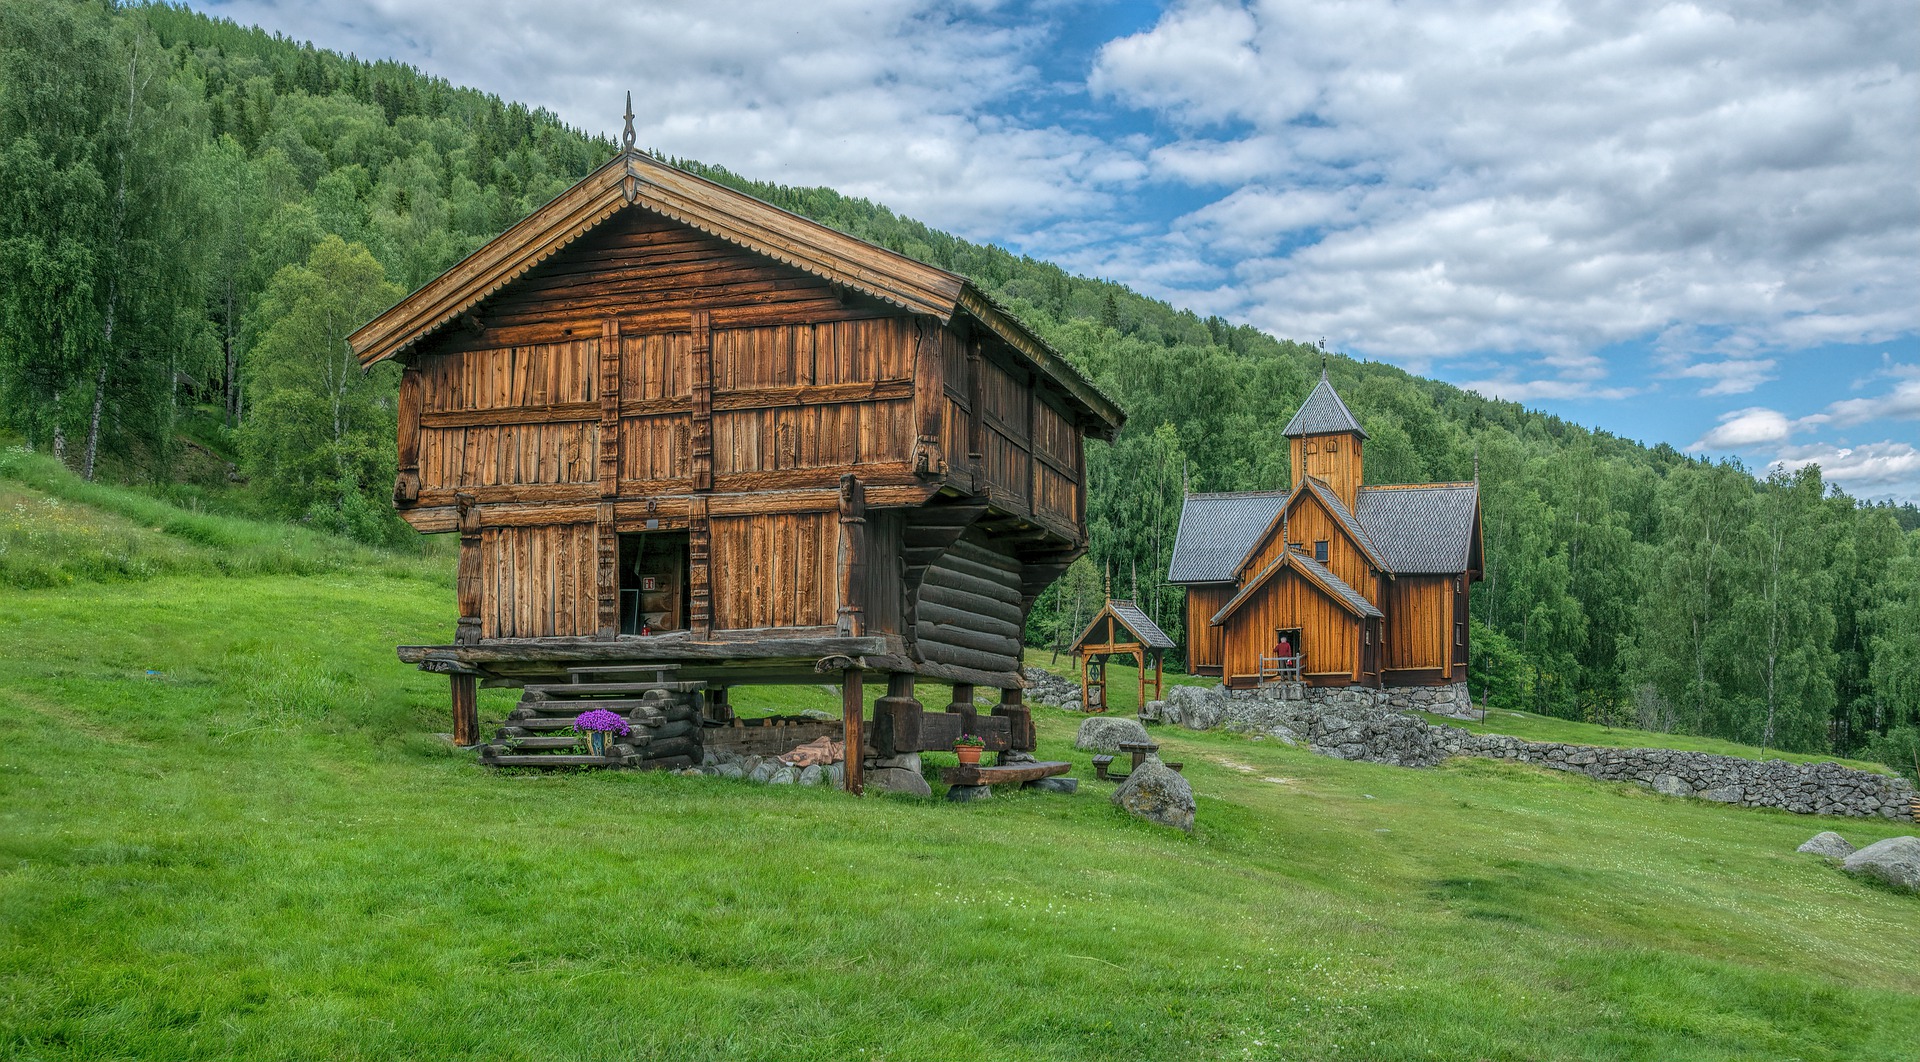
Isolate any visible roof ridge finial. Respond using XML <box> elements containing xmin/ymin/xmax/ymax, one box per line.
<box><xmin>622</xmin><ymin>91</ymin><xmax>636</xmax><ymax>152</ymax></box>
<box><xmin>1104</xmin><ymin>560</ymin><xmax>1112</xmax><ymax>601</ymax></box>
<box><xmin>1473</xmin><ymin>440</ymin><xmax>1481</xmax><ymax>484</ymax></box>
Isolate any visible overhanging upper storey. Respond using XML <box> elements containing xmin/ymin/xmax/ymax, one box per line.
<box><xmin>348</xmin><ymin>149</ymin><xmax>1124</xmax><ymax>439</ymax></box>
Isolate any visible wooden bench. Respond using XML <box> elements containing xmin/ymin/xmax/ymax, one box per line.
<box><xmin>938</xmin><ymin>761</ymin><xmax>1071</xmax><ymax>787</ymax></box>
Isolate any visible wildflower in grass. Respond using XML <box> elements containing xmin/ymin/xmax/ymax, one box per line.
<box><xmin>573</xmin><ymin>709</ymin><xmax>632</xmax><ymax>736</ymax></box>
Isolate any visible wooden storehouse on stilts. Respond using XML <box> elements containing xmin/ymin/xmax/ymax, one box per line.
<box><xmin>1067</xmin><ymin>599</ymin><xmax>1174</xmax><ymax>713</ymax></box>
<box><xmin>351</xmin><ymin>119</ymin><xmax>1125</xmax><ymax>792</ymax></box>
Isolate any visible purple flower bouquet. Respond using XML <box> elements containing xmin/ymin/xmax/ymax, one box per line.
<box><xmin>573</xmin><ymin>709</ymin><xmax>633</xmax><ymax>736</ymax></box>
<box><xmin>573</xmin><ymin>708</ymin><xmax>632</xmax><ymax>756</ymax></box>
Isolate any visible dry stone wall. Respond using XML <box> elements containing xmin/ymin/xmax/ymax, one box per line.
<box><xmin>1154</xmin><ymin>684</ymin><xmax>1915</xmax><ymax>821</ymax></box>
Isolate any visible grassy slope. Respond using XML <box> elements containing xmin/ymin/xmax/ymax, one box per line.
<box><xmin>2</xmin><ymin>466</ymin><xmax>1917</xmax><ymax>1061</ymax></box>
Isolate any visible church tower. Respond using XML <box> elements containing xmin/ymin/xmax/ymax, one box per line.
<box><xmin>1282</xmin><ymin>370</ymin><xmax>1367</xmax><ymax>509</ymax></box>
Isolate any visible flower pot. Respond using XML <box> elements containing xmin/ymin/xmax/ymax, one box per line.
<box><xmin>586</xmin><ymin>730</ymin><xmax>615</xmax><ymax>756</ymax></box>
<box><xmin>956</xmin><ymin>745</ymin><xmax>983</xmax><ymax>766</ymax></box>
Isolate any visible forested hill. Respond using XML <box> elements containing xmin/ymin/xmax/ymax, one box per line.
<box><xmin>1</xmin><ymin>0</ymin><xmax>1915</xmax><ymax>775</ymax></box>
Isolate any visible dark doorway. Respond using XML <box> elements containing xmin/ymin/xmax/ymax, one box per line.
<box><xmin>618</xmin><ymin>531</ymin><xmax>690</xmax><ymax>634</ymax></box>
<box><xmin>1271</xmin><ymin>627</ymin><xmax>1302</xmax><ymax>679</ymax></box>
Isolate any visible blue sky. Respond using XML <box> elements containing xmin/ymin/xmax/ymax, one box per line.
<box><xmin>190</xmin><ymin>0</ymin><xmax>1920</xmax><ymax>502</ymax></box>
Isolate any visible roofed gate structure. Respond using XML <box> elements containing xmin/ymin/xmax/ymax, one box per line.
<box><xmin>1067</xmin><ymin>598</ymin><xmax>1175</xmax><ymax>712</ymax></box>
<box><xmin>1168</xmin><ymin>371</ymin><xmax>1481</xmax><ymax>710</ymax></box>
<box><xmin>353</xmin><ymin>129</ymin><xmax>1125</xmax><ymax>792</ymax></box>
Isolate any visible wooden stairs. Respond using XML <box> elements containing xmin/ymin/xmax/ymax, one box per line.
<box><xmin>478</xmin><ymin>664</ymin><xmax>708</xmax><ymax>771</ymax></box>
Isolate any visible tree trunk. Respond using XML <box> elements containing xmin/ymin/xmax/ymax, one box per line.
<box><xmin>83</xmin><ymin>348</ymin><xmax>109</xmax><ymax>482</ymax></box>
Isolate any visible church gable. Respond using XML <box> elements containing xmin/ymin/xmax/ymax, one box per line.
<box><xmin>1232</xmin><ymin>480</ymin><xmax>1383</xmax><ymax>607</ymax></box>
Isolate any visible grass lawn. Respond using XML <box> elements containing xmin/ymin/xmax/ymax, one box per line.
<box><xmin>2</xmin><ymin>459</ymin><xmax>1918</xmax><ymax>1060</ymax></box>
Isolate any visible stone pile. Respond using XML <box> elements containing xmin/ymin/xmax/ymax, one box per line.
<box><xmin>1021</xmin><ymin>666</ymin><xmax>1084</xmax><ymax>711</ymax></box>
<box><xmin>1150</xmin><ymin>682</ymin><xmax>1916</xmax><ymax>820</ymax></box>
<box><xmin>694</xmin><ymin>748</ymin><xmax>932</xmax><ymax>795</ymax></box>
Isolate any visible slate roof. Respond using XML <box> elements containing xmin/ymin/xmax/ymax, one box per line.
<box><xmin>1354</xmin><ymin>483</ymin><xmax>1480</xmax><ymax>574</ymax></box>
<box><xmin>1167</xmin><ymin>491</ymin><xmax>1290</xmax><ymax>584</ymax></box>
<box><xmin>1212</xmin><ymin>549</ymin><xmax>1383</xmax><ymax>626</ymax></box>
<box><xmin>1282</xmin><ymin>373</ymin><xmax>1369</xmax><ymax>439</ymax></box>
<box><xmin>1108</xmin><ymin>600</ymin><xmax>1176</xmax><ymax>650</ymax></box>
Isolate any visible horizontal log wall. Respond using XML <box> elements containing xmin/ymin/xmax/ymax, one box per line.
<box><xmin>915</xmin><ymin>528</ymin><xmax>1025</xmax><ymax>674</ymax></box>
<box><xmin>479</xmin><ymin>523</ymin><xmax>598</xmax><ymax>639</ymax></box>
<box><xmin>709</xmin><ymin>511</ymin><xmax>838</xmax><ymax>630</ymax></box>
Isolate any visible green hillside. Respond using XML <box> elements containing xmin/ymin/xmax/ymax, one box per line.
<box><xmin>1</xmin><ymin>0</ymin><xmax>1917</xmax><ymax>773</ymax></box>
<box><xmin>3</xmin><ymin>448</ymin><xmax>1919</xmax><ymax>1061</ymax></box>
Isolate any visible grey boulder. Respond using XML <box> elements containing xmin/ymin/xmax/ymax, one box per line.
<box><xmin>1164</xmin><ymin>684</ymin><xmax>1226</xmax><ymax>731</ymax></box>
<box><xmin>1841</xmin><ymin>836</ymin><xmax>1920</xmax><ymax>892</ymax></box>
<box><xmin>1075</xmin><ymin>716</ymin><xmax>1150</xmax><ymax>753</ymax></box>
<box><xmin>946</xmin><ymin>784</ymin><xmax>993</xmax><ymax>802</ymax></box>
<box><xmin>867</xmin><ymin>766</ymin><xmax>932</xmax><ymax>797</ymax></box>
<box><xmin>1796</xmin><ymin>831</ymin><xmax>1855</xmax><ymax>859</ymax></box>
<box><xmin>1111</xmin><ymin>755</ymin><xmax>1195</xmax><ymax>833</ymax></box>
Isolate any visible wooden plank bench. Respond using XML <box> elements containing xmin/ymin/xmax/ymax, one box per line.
<box><xmin>938</xmin><ymin>761</ymin><xmax>1071</xmax><ymax>787</ymax></box>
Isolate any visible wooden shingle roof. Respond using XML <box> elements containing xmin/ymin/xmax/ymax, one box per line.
<box><xmin>348</xmin><ymin>149</ymin><xmax>1124</xmax><ymax>438</ymax></box>
<box><xmin>1070</xmin><ymin>599</ymin><xmax>1176</xmax><ymax>652</ymax></box>
<box><xmin>1354</xmin><ymin>483</ymin><xmax>1481</xmax><ymax>573</ymax></box>
<box><xmin>1167</xmin><ymin>491</ymin><xmax>1290</xmax><ymax>584</ymax></box>
<box><xmin>1281</xmin><ymin>372</ymin><xmax>1369</xmax><ymax>439</ymax></box>
<box><xmin>1211</xmin><ymin>549</ymin><xmax>1383</xmax><ymax>626</ymax></box>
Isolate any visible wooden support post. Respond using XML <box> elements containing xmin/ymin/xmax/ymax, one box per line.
<box><xmin>993</xmin><ymin>687</ymin><xmax>1034</xmax><ymax>754</ymax></box>
<box><xmin>393</xmin><ymin>366</ymin><xmax>422</xmax><ymax>506</ymax></box>
<box><xmin>912</xmin><ymin>318</ymin><xmax>945</xmax><ymax>477</ymax></box>
<box><xmin>1135</xmin><ymin>648</ymin><xmax>1146</xmax><ymax>711</ymax></box>
<box><xmin>598</xmin><ymin>319</ymin><xmax>621</xmax><ymax>497</ymax></box>
<box><xmin>690</xmin><ymin>309</ymin><xmax>713</xmax><ymax>492</ymax></box>
<box><xmin>455</xmin><ymin>493</ymin><xmax>482</xmax><ymax>644</ymax></box>
<box><xmin>841</xmin><ymin>667</ymin><xmax>865</xmax><ymax>795</ymax></box>
<box><xmin>836</xmin><ymin>474</ymin><xmax>867</xmax><ymax>637</ymax></box>
<box><xmin>689</xmin><ymin>494</ymin><xmax>711</xmax><ymax>636</ymax></box>
<box><xmin>450</xmin><ymin>673</ymin><xmax>478</xmax><ymax>747</ymax></box>
<box><xmin>595</xmin><ymin>500</ymin><xmax>618</xmax><ymax>639</ymax></box>
<box><xmin>947</xmin><ymin>681</ymin><xmax>978</xmax><ymax>737</ymax></box>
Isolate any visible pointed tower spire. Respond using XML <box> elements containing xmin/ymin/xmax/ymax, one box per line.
<box><xmin>621</xmin><ymin>91</ymin><xmax>636</xmax><ymax>152</ymax></box>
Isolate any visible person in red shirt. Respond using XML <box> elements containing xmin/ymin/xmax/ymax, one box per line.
<box><xmin>1276</xmin><ymin>635</ymin><xmax>1293</xmax><ymax>661</ymax></box>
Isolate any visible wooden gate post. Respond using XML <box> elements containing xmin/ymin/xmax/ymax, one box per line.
<box><xmin>450</xmin><ymin>673</ymin><xmax>479</xmax><ymax>747</ymax></box>
<box><xmin>841</xmin><ymin>667</ymin><xmax>865</xmax><ymax>795</ymax></box>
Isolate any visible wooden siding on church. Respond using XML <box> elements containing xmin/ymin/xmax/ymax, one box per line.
<box><xmin>1239</xmin><ymin>491</ymin><xmax>1379</xmax><ymax>609</ymax></box>
<box><xmin>1384</xmin><ymin>575</ymin><xmax>1452</xmax><ymax>674</ymax></box>
<box><xmin>1289</xmin><ymin>434</ymin><xmax>1363</xmax><ymax>511</ymax></box>
<box><xmin>1220</xmin><ymin>568</ymin><xmax>1358</xmax><ymax>686</ymax></box>
<box><xmin>1186</xmin><ymin>584</ymin><xmax>1232</xmax><ymax>673</ymax></box>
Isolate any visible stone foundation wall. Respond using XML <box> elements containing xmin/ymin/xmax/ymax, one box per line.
<box><xmin>1154</xmin><ymin>683</ymin><xmax>1916</xmax><ymax>821</ymax></box>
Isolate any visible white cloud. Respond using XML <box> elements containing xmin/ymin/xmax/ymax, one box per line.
<box><xmin>1817</xmin><ymin>370</ymin><xmax>1920</xmax><ymax>425</ymax></box>
<box><xmin>1089</xmin><ymin>0</ymin><xmax>1920</xmax><ymax>379</ymax></box>
<box><xmin>1689</xmin><ymin>407</ymin><xmax>1795</xmax><ymax>450</ymax></box>
<box><xmin>1768</xmin><ymin>441</ymin><xmax>1920</xmax><ymax>495</ymax></box>
<box><xmin>1670</xmin><ymin>357</ymin><xmax>1778</xmax><ymax>396</ymax></box>
<box><xmin>192</xmin><ymin>0</ymin><xmax>1148</xmax><ymax>238</ymax></box>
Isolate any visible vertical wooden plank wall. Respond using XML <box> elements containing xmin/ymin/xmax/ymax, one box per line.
<box><xmin>1223</xmin><ymin>572</ymin><xmax>1355</xmax><ymax>684</ymax></box>
<box><xmin>1383</xmin><ymin>575</ymin><xmax>1449</xmax><ymax>673</ymax></box>
<box><xmin>1184</xmin><ymin>584</ymin><xmax>1232</xmax><ymax>673</ymax></box>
